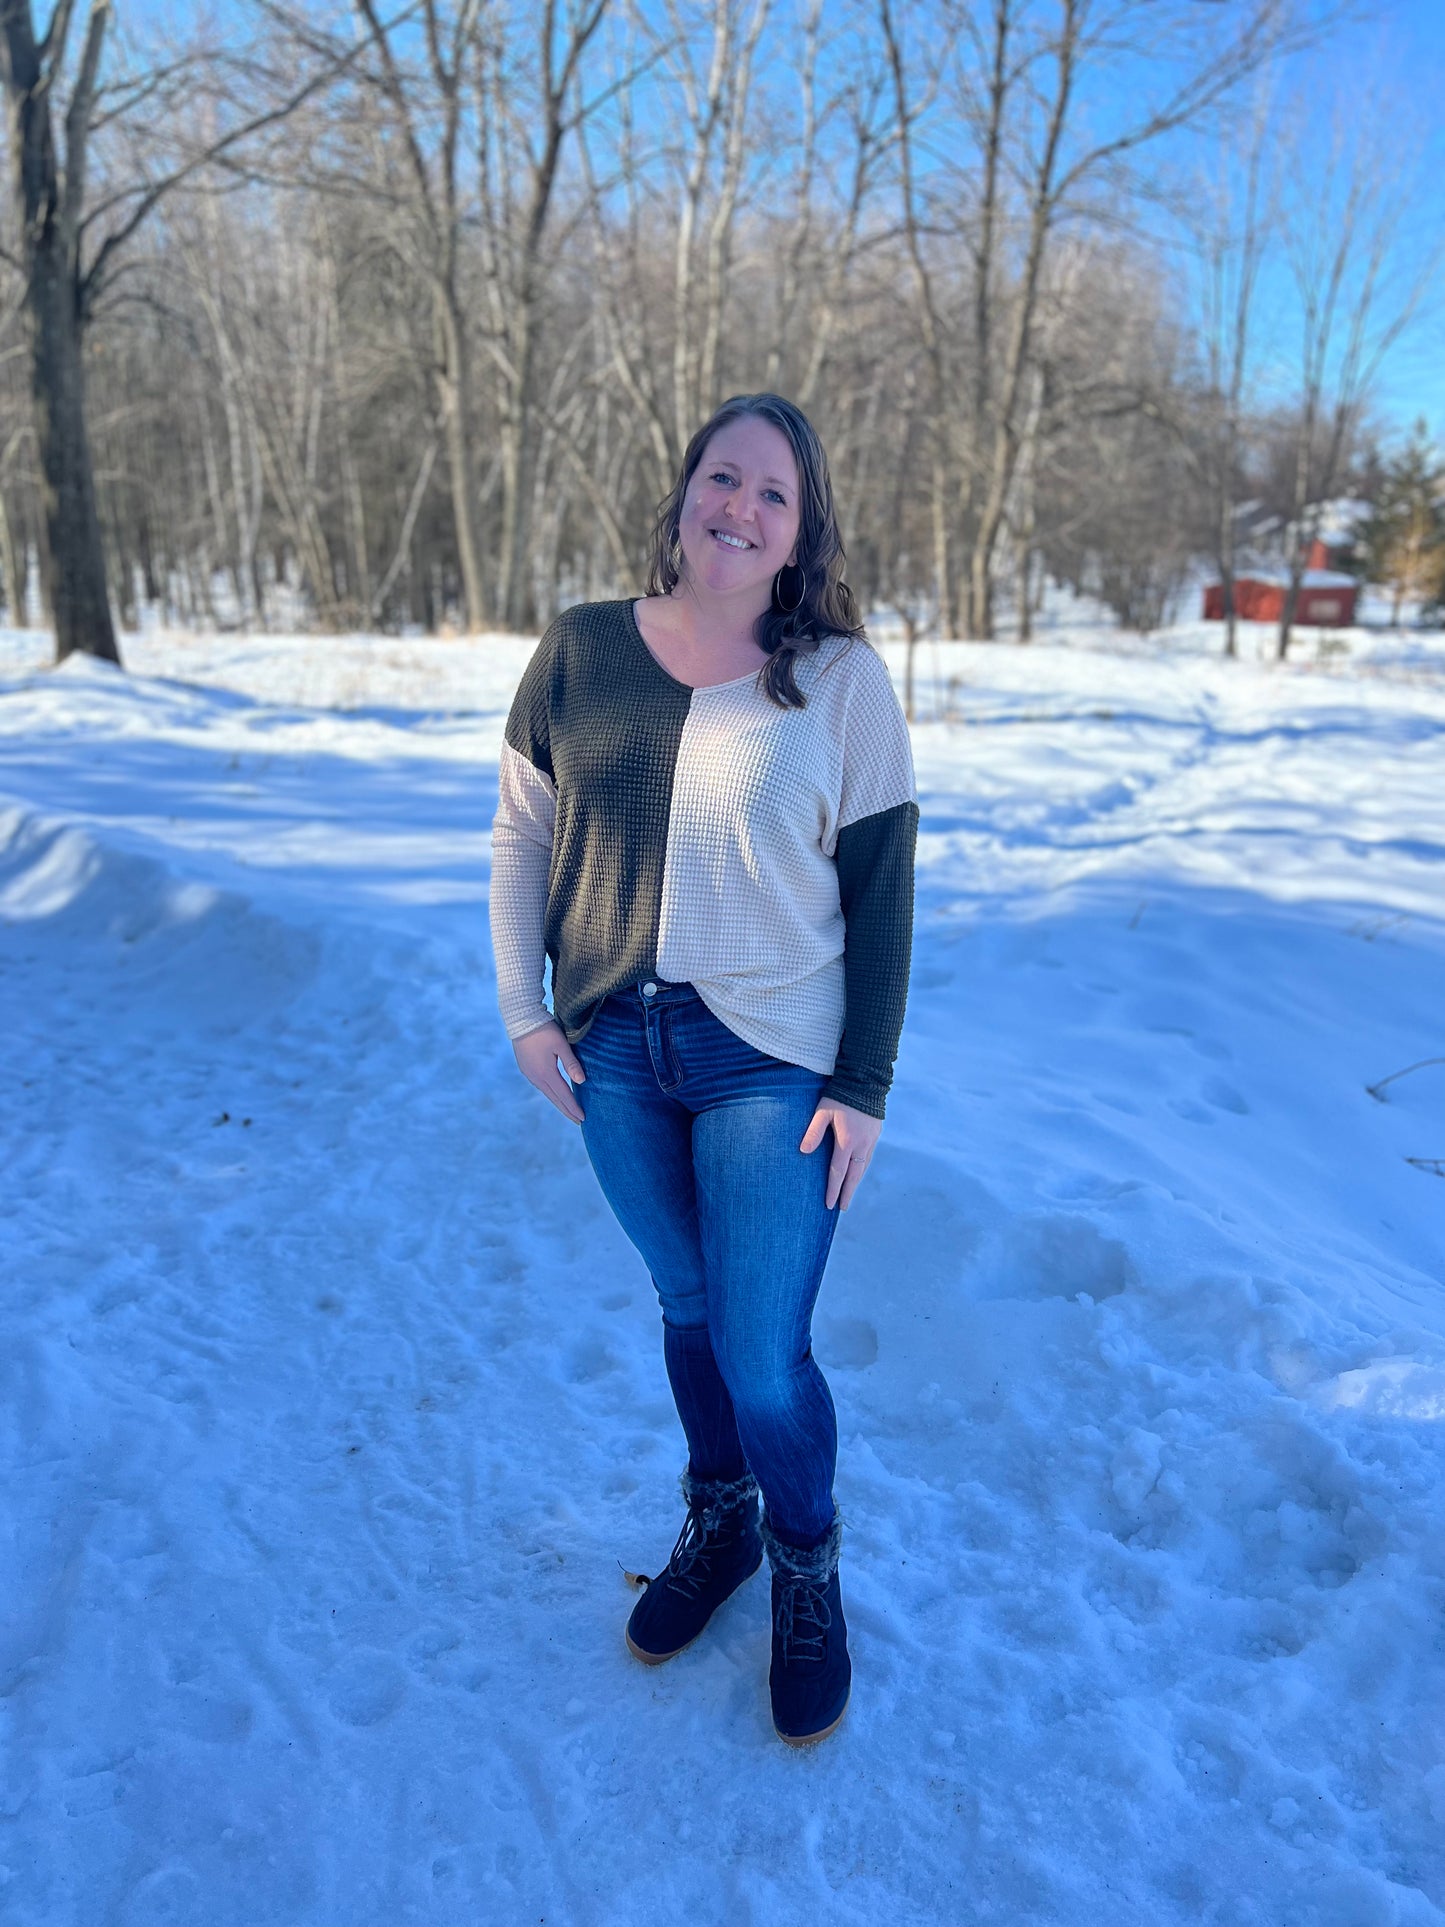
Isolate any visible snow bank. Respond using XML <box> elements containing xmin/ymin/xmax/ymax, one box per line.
<box><xmin>1</xmin><ymin>629</ymin><xmax>1442</xmax><ymax>1926</ymax></box>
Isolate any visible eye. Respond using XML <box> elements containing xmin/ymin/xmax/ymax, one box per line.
<box><xmin>709</xmin><ymin>470</ymin><xmax>736</xmax><ymax>486</ymax></box>
<box><xmin>764</xmin><ymin>488</ymin><xmax>787</xmax><ymax>505</ymax></box>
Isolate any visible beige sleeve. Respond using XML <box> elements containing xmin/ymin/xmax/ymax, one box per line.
<box><xmin>836</xmin><ymin>640</ymin><xmax>918</xmax><ymax>831</ymax></box>
<box><xmin>490</xmin><ymin>740</ymin><xmax>558</xmax><ymax>1041</ymax></box>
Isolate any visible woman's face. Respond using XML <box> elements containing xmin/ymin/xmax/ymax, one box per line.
<box><xmin>676</xmin><ymin>415</ymin><xmax>802</xmax><ymax>605</ymax></box>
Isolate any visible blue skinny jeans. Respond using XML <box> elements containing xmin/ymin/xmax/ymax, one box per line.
<box><xmin>573</xmin><ymin>978</ymin><xmax>841</xmax><ymax>1549</ymax></box>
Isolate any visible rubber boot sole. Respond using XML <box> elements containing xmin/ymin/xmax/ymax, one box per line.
<box><xmin>775</xmin><ymin>1688</ymin><xmax>851</xmax><ymax>1746</ymax></box>
<box><xmin>626</xmin><ymin>1626</ymin><xmax>696</xmax><ymax>1666</ymax></box>
<box><xmin>624</xmin><ymin>1551</ymin><xmax>763</xmax><ymax>1665</ymax></box>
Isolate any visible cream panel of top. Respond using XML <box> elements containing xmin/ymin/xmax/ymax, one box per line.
<box><xmin>655</xmin><ymin>636</ymin><xmax>916</xmax><ymax>1074</ymax></box>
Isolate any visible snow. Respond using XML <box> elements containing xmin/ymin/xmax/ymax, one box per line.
<box><xmin>1199</xmin><ymin>567</ymin><xmax>1359</xmax><ymax>590</ymax></box>
<box><xmin>1312</xmin><ymin>500</ymin><xmax>1374</xmax><ymax>547</ymax></box>
<box><xmin>2</xmin><ymin>620</ymin><xmax>1444</xmax><ymax>1926</ymax></box>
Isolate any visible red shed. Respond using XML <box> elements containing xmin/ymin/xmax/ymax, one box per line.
<box><xmin>1203</xmin><ymin>572</ymin><xmax>1358</xmax><ymax>626</ymax></box>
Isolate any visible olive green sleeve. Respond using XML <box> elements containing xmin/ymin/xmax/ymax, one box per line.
<box><xmin>822</xmin><ymin>799</ymin><xmax>918</xmax><ymax>1119</ymax></box>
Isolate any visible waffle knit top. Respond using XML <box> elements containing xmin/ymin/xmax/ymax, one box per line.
<box><xmin>489</xmin><ymin>598</ymin><xmax>918</xmax><ymax>1118</ymax></box>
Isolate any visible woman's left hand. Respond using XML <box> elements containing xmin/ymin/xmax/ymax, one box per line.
<box><xmin>800</xmin><ymin>1100</ymin><xmax>882</xmax><ymax>1212</ymax></box>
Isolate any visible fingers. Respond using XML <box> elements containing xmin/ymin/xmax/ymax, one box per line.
<box><xmin>803</xmin><ymin>1103</ymin><xmax>875</xmax><ymax>1210</ymax></box>
<box><xmin>826</xmin><ymin>1146</ymin><xmax>846</xmax><ymax>1210</ymax></box>
<box><xmin>826</xmin><ymin>1147</ymin><xmax>871</xmax><ymax>1211</ymax></box>
<box><xmin>512</xmin><ymin>1024</ymin><xmax>586</xmax><ymax>1123</ymax></box>
<box><xmin>837</xmin><ymin>1150</ymin><xmax>870</xmax><ymax>1211</ymax></box>
<box><xmin>548</xmin><ymin>1076</ymin><xmax>585</xmax><ymax>1124</ymax></box>
<box><xmin>554</xmin><ymin>1051</ymin><xmax>586</xmax><ymax>1121</ymax></box>
<box><xmin>519</xmin><ymin>1060</ymin><xmax>584</xmax><ymax>1123</ymax></box>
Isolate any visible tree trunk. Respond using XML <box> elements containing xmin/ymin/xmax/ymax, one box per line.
<box><xmin>963</xmin><ymin>0</ymin><xmax>1009</xmax><ymax>638</ymax></box>
<box><xmin>0</xmin><ymin>2</ymin><xmax>120</xmax><ymax>664</ymax></box>
<box><xmin>929</xmin><ymin>453</ymin><xmax>954</xmax><ymax>639</ymax></box>
<box><xmin>904</xmin><ymin>631</ymin><xmax>917</xmax><ymax>722</ymax></box>
<box><xmin>26</xmin><ymin>233</ymin><xmax>118</xmax><ymax>661</ymax></box>
<box><xmin>498</xmin><ymin>301</ymin><xmax>536</xmax><ymax>632</ymax></box>
<box><xmin>1218</xmin><ymin>486</ymin><xmax>1238</xmax><ymax>660</ymax></box>
<box><xmin>0</xmin><ymin>489</ymin><xmax>17</xmax><ymax>624</ymax></box>
<box><xmin>435</xmin><ymin>288</ymin><xmax>489</xmax><ymax>631</ymax></box>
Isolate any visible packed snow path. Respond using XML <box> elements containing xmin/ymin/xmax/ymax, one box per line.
<box><xmin>1</xmin><ymin>626</ymin><xmax>1443</xmax><ymax>1927</ymax></box>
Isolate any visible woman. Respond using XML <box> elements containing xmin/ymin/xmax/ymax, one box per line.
<box><xmin>490</xmin><ymin>392</ymin><xmax>917</xmax><ymax>1746</ymax></box>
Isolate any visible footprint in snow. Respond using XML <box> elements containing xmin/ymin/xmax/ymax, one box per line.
<box><xmin>326</xmin><ymin>1649</ymin><xmax>408</xmax><ymax>1727</ymax></box>
<box><xmin>1201</xmin><ymin>1074</ymin><xmax>1249</xmax><ymax>1114</ymax></box>
<box><xmin>164</xmin><ymin>1687</ymin><xmax>254</xmax><ymax>1744</ymax></box>
<box><xmin>1188</xmin><ymin>1033</ymin><xmax>1233</xmax><ymax>1062</ymax></box>
<box><xmin>121</xmin><ymin>1865</ymin><xmax>202</xmax><ymax>1926</ymax></box>
<box><xmin>1169</xmin><ymin>1076</ymin><xmax>1249</xmax><ymax>1122</ymax></box>
<box><xmin>975</xmin><ymin>1213</ymin><xmax>1131</xmax><ymax>1303</ymax></box>
<box><xmin>816</xmin><ymin>1316</ymin><xmax>879</xmax><ymax>1370</ymax></box>
<box><xmin>567</xmin><ymin>1337</ymin><xmax>621</xmax><ymax>1384</ymax></box>
<box><xmin>406</xmin><ymin>1623</ymin><xmax>466</xmax><ymax>1684</ymax></box>
<box><xmin>1168</xmin><ymin>1096</ymin><xmax>1215</xmax><ymax>1125</ymax></box>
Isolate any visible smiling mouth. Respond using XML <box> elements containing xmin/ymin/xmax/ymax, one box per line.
<box><xmin>709</xmin><ymin>529</ymin><xmax>755</xmax><ymax>551</ymax></box>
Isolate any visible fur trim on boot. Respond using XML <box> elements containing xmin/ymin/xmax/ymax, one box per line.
<box><xmin>759</xmin><ymin>1508</ymin><xmax>842</xmax><ymax>1583</ymax></box>
<box><xmin>680</xmin><ymin>1466</ymin><xmax>758</xmax><ymax>1523</ymax></box>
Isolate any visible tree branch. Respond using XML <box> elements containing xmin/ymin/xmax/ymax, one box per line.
<box><xmin>79</xmin><ymin>12</ymin><xmax>405</xmax><ymax>312</ymax></box>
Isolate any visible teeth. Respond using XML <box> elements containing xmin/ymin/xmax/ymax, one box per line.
<box><xmin>712</xmin><ymin>530</ymin><xmax>752</xmax><ymax>550</ymax></box>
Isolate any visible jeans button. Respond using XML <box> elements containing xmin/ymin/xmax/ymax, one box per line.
<box><xmin>642</xmin><ymin>981</ymin><xmax>658</xmax><ymax>998</ymax></box>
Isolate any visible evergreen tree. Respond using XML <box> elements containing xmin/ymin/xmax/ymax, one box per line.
<box><xmin>1352</xmin><ymin>419</ymin><xmax>1445</xmax><ymax>624</ymax></box>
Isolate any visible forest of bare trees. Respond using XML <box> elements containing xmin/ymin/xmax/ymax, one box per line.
<box><xmin>0</xmin><ymin>0</ymin><xmax>1431</xmax><ymax>665</ymax></box>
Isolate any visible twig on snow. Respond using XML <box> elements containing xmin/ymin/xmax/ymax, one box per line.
<box><xmin>1366</xmin><ymin>1057</ymin><xmax>1445</xmax><ymax>1103</ymax></box>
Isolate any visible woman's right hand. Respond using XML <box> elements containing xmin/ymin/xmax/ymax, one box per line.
<box><xmin>512</xmin><ymin>1021</ymin><xmax>586</xmax><ymax>1124</ymax></box>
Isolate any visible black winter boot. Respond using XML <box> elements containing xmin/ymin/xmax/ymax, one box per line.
<box><xmin>761</xmin><ymin>1509</ymin><xmax>850</xmax><ymax>1745</ymax></box>
<box><xmin>625</xmin><ymin>1469</ymin><xmax>763</xmax><ymax>1664</ymax></box>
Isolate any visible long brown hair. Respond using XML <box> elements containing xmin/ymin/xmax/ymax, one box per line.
<box><xmin>645</xmin><ymin>392</ymin><xmax>866</xmax><ymax>709</ymax></box>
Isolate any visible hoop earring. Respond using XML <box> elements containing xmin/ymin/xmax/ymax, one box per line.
<box><xmin>772</xmin><ymin>562</ymin><xmax>806</xmax><ymax>615</ymax></box>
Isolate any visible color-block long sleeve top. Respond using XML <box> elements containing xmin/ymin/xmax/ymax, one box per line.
<box><xmin>489</xmin><ymin>598</ymin><xmax>918</xmax><ymax>1118</ymax></box>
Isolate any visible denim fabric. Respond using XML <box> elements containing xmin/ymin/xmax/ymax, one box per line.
<box><xmin>573</xmin><ymin>978</ymin><xmax>841</xmax><ymax>1547</ymax></box>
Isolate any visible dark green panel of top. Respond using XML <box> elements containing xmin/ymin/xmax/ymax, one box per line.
<box><xmin>508</xmin><ymin>598</ymin><xmax>694</xmax><ymax>1042</ymax></box>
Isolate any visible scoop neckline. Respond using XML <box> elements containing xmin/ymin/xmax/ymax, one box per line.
<box><xmin>625</xmin><ymin>597</ymin><xmax>769</xmax><ymax>692</ymax></box>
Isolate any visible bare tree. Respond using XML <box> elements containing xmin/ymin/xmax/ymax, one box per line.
<box><xmin>1188</xmin><ymin>81</ymin><xmax>1273</xmax><ymax>660</ymax></box>
<box><xmin>1041</xmin><ymin>238</ymin><xmax>1209</xmax><ymax>631</ymax></box>
<box><xmin>477</xmin><ymin>0</ymin><xmax>612</xmax><ymax>630</ymax></box>
<box><xmin>661</xmin><ymin>0</ymin><xmax>771</xmax><ymax>450</ymax></box>
<box><xmin>1274</xmin><ymin>108</ymin><xmax>1437</xmax><ymax>659</ymax></box>
<box><xmin>340</xmin><ymin>0</ymin><xmax>494</xmax><ymax>631</ymax></box>
<box><xmin>959</xmin><ymin>0</ymin><xmax>1301</xmax><ymax>639</ymax></box>
<box><xmin>0</xmin><ymin>0</ymin><xmax>370</xmax><ymax>662</ymax></box>
<box><xmin>878</xmin><ymin>0</ymin><xmax>956</xmax><ymax>632</ymax></box>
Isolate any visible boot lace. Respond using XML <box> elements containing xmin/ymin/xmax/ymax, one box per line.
<box><xmin>648</xmin><ymin>1501</ymin><xmax>736</xmax><ymax>1600</ymax></box>
<box><xmin>662</xmin><ymin>1507</ymin><xmax>714</xmax><ymax>1599</ymax></box>
<box><xmin>775</xmin><ymin>1574</ymin><xmax>832</xmax><ymax>1665</ymax></box>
